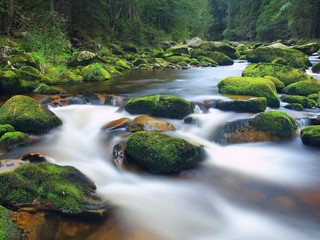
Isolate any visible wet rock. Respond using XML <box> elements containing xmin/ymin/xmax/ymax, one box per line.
<box><xmin>284</xmin><ymin>103</ymin><xmax>303</xmax><ymax>111</ymax></box>
<box><xmin>126</xmin><ymin>131</ymin><xmax>203</xmax><ymax>174</ymax></box>
<box><xmin>0</xmin><ymin>162</ymin><xmax>106</xmax><ymax>214</ymax></box>
<box><xmin>217</xmin><ymin>76</ymin><xmax>280</xmax><ymax>107</ymax></box>
<box><xmin>20</xmin><ymin>153</ymin><xmax>49</xmax><ymax>163</ymax></box>
<box><xmin>68</xmin><ymin>51</ymin><xmax>104</xmax><ymax>67</ymax></box>
<box><xmin>283</xmin><ymin>80</ymin><xmax>320</xmax><ymax>96</ymax></box>
<box><xmin>301</xmin><ymin>126</ymin><xmax>320</xmax><ymax>148</ymax></box>
<box><xmin>101</xmin><ymin>117</ymin><xmax>131</xmax><ymax>130</ymax></box>
<box><xmin>0</xmin><ymin>131</ymin><xmax>30</xmax><ymax>151</ymax></box>
<box><xmin>125</xmin><ymin>95</ymin><xmax>193</xmax><ymax>119</ymax></box>
<box><xmin>0</xmin><ymin>159</ymin><xmax>30</xmax><ymax>173</ymax></box>
<box><xmin>199</xmin><ymin>41</ymin><xmax>238</xmax><ymax>59</ymax></box>
<box><xmin>311</xmin><ymin>62</ymin><xmax>320</xmax><ymax>73</ymax></box>
<box><xmin>215</xmin><ymin>97</ymin><xmax>267</xmax><ymax>113</ymax></box>
<box><xmin>105</xmin><ymin>95</ymin><xmax>129</xmax><ymax>106</ymax></box>
<box><xmin>280</xmin><ymin>95</ymin><xmax>316</xmax><ymax>108</ymax></box>
<box><xmin>0</xmin><ymin>95</ymin><xmax>62</xmax><ymax>134</ymax></box>
<box><xmin>213</xmin><ymin>111</ymin><xmax>298</xmax><ymax>145</ymax></box>
<box><xmin>112</xmin><ymin>143</ymin><xmax>127</xmax><ymax>170</ymax></box>
<box><xmin>185</xmin><ymin>37</ymin><xmax>203</xmax><ymax>48</ymax></box>
<box><xmin>127</xmin><ymin>115</ymin><xmax>176</xmax><ymax>132</ymax></box>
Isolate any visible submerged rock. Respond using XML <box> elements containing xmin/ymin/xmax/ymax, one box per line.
<box><xmin>127</xmin><ymin>115</ymin><xmax>176</xmax><ymax>132</ymax></box>
<box><xmin>301</xmin><ymin>126</ymin><xmax>320</xmax><ymax>148</ymax></box>
<box><xmin>217</xmin><ymin>76</ymin><xmax>280</xmax><ymax>107</ymax></box>
<box><xmin>0</xmin><ymin>162</ymin><xmax>106</xmax><ymax>214</ymax></box>
<box><xmin>0</xmin><ymin>95</ymin><xmax>62</xmax><ymax>134</ymax></box>
<box><xmin>112</xmin><ymin>143</ymin><xmax>127</xmax><ymax>170</ymax></box>
<box><xmin>126</xmin><ymin>131</ymin><xmax>203</xmax><ymax>174</ymax></box>
<box><xmin>213</xmin><ymin>111</ymin><xmax>298</xmax><ymax>145</ymax></box>
<box><xmin>125</xmin><ymin>95</ymin><xmax>193</xmax><ymax>119</ymax></box>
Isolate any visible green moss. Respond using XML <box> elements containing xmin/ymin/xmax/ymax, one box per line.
<box><xmin>301</xmin><ymin>126</ymin><xmax>320</xmax><ymax>148</ymax></box>
<box><xmin>246</xmin><ymin>46</ymin><xmax>311</xmax><ymax>69</ymax></box>
<box><xmin>283</xmin><ymin>80</ymin><xmax>320</xmax><ymax>96</ymax></box>
<box><xmin>284</xmin><ymin>103</ymin><xmax>304</xmax><ymax>111</ymax></box>
<box><xmin>280</xmin><ymin>95</ymin><xmax>316</xmax><ymax>108</ymax></box>
<box><xmin>166</xmin><ymin>56</ymin><xmax>191</xmax><ymax>64</ymax></box>
<box><xmin>242</xmin><ymin>63</ymin><xmax>311</xmax><ymax>86</ymax></box>
<box><xmin>125</xmin><ymin>95</ymin><xmax>193</xmax><ymax>119</ymax></box>
<box><xmin>115</xmin><ymin>59</ymin><xmax>130</xmax><ymax>69</ymax></box>
<box><xmin>0</xmin><ymin>162</ymin><xmax>97</xmax><ymax>214</ymax></box>
<box><xmin>0</xmin><ymin>131</ymin><xmax>29</xmax><ymax>151</ymax></box>
<box><xmin>311</xmin><ymin>62</ymin><xmax>320</xmax><ymax>73</ymax></box>
<box><xmin>126</xmin><ymin>131</ymin><xmax>202</xmax><ymax>174</ymax></box>
<box><xmin>165</xmin><ymin>45</ymin><xmax>190</xmax><ymax>56</ymax></box>
<box><xmin>82</xmin><ymin>63</ymin><xmax>111</xmax><ymax>81</ymax></box>
<box><xmin>0</xmin><ymin>95</ymin><xmax>62</xmax><ymax>134</ymax></box>
<box><xmin>132</xmin><ymin>58</ymin><xmax>148</xmax><ymax>66</ymax></box>
<box><xmin>33</xmin><ymin>83</ymin><xmax>61</xmax><ymax>94</ymax></box>
<box><xmin>0</xmin><ymin>206</ymin><xmax>21</xmax><ymax>240</ymax></box>
<box><xmin>215</xmin><ymin>97</ymin><xmax>267</xmax><ymax>113</ymax></box>
<box><xmin>198</xmin><ymin>56</ymin><xmax>218</xmax><ymax>66</ymax></box>
<box><xmin>217</xmin><ymin>76</ymin><xmax>280</xmax><ymax>107</ymax></box>
<box><xmin>250</xmin><ymin>111</ymin><xmax>297</xmax><ymax>138</ymax></box>
<box><xmin>291</xmin><ymin>43</ymin><xmax>319</xmax><ymax>55</ymax></box>
<box><xmin>263</xmin><ymin>76</ymin><xmax>285</xmax><ymax>92</ymax></box>
<box><xmin>272</xmin><ymin>58</ymin><xmax>288</xmax><ymax>65</ymax></box>
<box><xmin>207</xmin><ymin>52</ymin><xmax>233</xmax><ymax>65</ymax></box>
<box><xmin>0</xmin><ymin>124</ymin><xmax>15</xmax><ymax>138</ymax></box>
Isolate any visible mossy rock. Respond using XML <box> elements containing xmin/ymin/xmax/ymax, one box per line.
<box><xmin>0</xmin><ymin>162</ymin><xmax>102</xmax><ymax>214</ymax></box>
<box><xmin>263</xmin><ymin>76</ymin><xmax>285</xmax><ymax>92</ymax></box>
<box><xmin>132</xmin><ymin>58</ymin><xmax>148</xmax><ymax>66</ymax></box>
<box><xmin>125</xmin><ymin>95</ymin><xmax>193</xmax><ymax>119</ymax></box>
<box><xmin>33</xmin><ymin>83</ymin><xmax>62</xmax><ymax>94</ymax></box>
<box><xmin>215</xmin><ymin>97</ymin><xmax>267</xmax><ymax>113</ymax></box>
<box><xmin>199</xmin><ymin>41</ymin><xmax>238</xmax><ymax>59</ymax></box>
<box><xmin>213</xmin><ymin>111</ymin><xmax>298</xmax><ymax>145</ymax></box>
<box><xmin>115</xmin><ymin>59</ymin><xmax>130</xmax><ymax>69</ymax></box>
<box><xmin>0</xmin><ymin>124</ymin><xmax>15</xmax><ymax>138</ymax></box>
<box><xmin>153</xmin><ymin>58</ymin><xmax>169</xmax><ymax>68</ymax></box>
<box><xmin>165</xmin><ymin>44</ymin><xmax>190</xmax><ymax>56</ymax></box>
<box><xmin>0</xmin><ymin>66</ymin><xmax>52</xmax><ymax>93</ymax></box>
<box><xmin>122</xmin><ymin>43</ymin><xmax>138</xmax><ymax>53</ymax></box>
<box><xmin>284</xmin><ymin>103</ymin><xmax>303</xmax><ymax>111</ymax></box>
<box><xmin>207</xmin><ymin>52</ymin><xmax>233</xmax><ymax>66</ymax></box>
<box><xmin>0</xmin><ymin>131</ymin><xmax>29</xmax><ymax>151</ymax></box>
<box><xmin>301</xmin><ymin>126</ymin><xmax>320</xmax><ymax>148</ymax></box>
<box><xmin>280</xmin><ymin>95</ymin><xmax>316</xmax><ymax>108</ymax></box>
<box><xmin>166</xmin><ymin>56</ymin><xmax>191</xmax><ymax>64</ymax></box>
<box><xmin>291</xmin><ymin>43</ymin><xmax>319</xmax><ymax>55</ymax></box>
<box><xmin>81</xmin><ymin>63</ymin><xmax>111</xmax><ymax>81</ymax></box>
<box><xmin>197</xmin><ymin>56</ymin><xmax>218</xmax><ymax>67</ymax></box>
<box><xmin>0</xmin><ymin>95</ymin><xmax>62</xmax><ymax>134</ymax></box>
<box><xmin>311</xmin><ymin>62</ymin><xmax>320</xmax><ymax>73</ymax></box>
<box><xmin>246</xmin><ymin>46</ymin><xmax>311</xmax><ymax>69</ymax></box>
<box><xmin>126</xmin><ymin>131</ymin><xmax>203</xmax><ymax>174</ymax></box>
<box><xmin>242</xmin><ymin>63</ymin><xmax>311</xmax><ymax>86</ymax></box>
<box><xmin>217</xmin><ymin>76</ymin><xmax>280</xmax><ymax>107</ymax></box>
<box><xmin>0</xmin><ymin>205</ymin><xmax>21</xmax><ymax>240</ymax></box>
<box><xmin>47</xmin><ymin>68</ymin><xmax>83</xmax><ymax>84</ymax></box>
<box><xmin>2</xmin><ymin>51</ymin><xmax>39</xmax><ymax>69</ymax></box>
<box><xmin>283</xmin><ymin>80</ymin><xmax>320</xmax><ymax>96</ymax></box>
<box><xmin>272</xmin><ymin>58</ymin><xmax>288</xmax><ymax>65</ymax></box>
<box><xmin>307</xmin><ymin>93</ymin><xmax>320</xmax><ymax>105</ymax></box>
<box><xmin>189</xmin><ymin>58</ymin><xmax>200</xmax><ymax>66</ymax></box>
<box><xmin>68</xmin><ymin>51</ymin><xmax>104</xmax><ymax>67</ymax></box>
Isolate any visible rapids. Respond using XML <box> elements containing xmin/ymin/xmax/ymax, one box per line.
<box><xmin>3</xmin><ymin>61</ymin><xmax>320</xmax><ymax>240</ymax></box>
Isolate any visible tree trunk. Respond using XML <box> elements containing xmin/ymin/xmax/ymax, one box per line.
<box><xmin>5</xmin><ymin>0</ymin><xmax>14</xmax><ymax>35</ymax></box>
<box><xmin>49</xmin><ymin>0</ymin><xmax>55</xmax><ymax>12</ymax></box>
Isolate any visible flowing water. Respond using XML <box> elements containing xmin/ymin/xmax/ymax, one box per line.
<box><xmin>4</xmin><ymin>61</ymin><xmax>320</xmax><ymax>239</ymax></box>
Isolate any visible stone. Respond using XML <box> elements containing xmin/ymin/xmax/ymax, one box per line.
<box><xmin>127</xmin><ymin>115</ymin><xmax>176</xmax><ymax>132</ymax></box>
<box><xmin>101</xmin><ymin>117</ymin><xmax>131</xmax><ymax>130</ymax></box>
<box><xmin>301</xmin><ymin>126</ymin><xmax>320</xmax><ymax>148</ymax></box>
<box><xmin>283</xmin><ymin>80</ymin><xmax>320</xmax><ymax>96</ymax></box>
<box><xmin>215</xmin><ymin>97</ymin><xmax>267</xmax><ymax>113</ymax></box>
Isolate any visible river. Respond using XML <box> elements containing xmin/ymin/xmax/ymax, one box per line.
<box><xmin>4</xmin><ymin>60</ymin><xmax>320</xmax><ymax>240</ymax></box>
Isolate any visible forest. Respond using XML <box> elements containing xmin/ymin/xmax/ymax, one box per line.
<box><xmin>1</xmin><ymin>0</ymin><xmax>320</xmax><ymax>45</ymax></box>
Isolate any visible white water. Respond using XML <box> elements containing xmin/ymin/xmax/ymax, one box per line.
<box><xmin>5</xmin><ymin>61</ymin><xmax>320</xmax><ymax>239</ymax></box>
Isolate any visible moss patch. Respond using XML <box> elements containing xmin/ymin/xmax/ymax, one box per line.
<box><xmin>280</xmin><ymin>95</ymin><xmax>316</xmax><ymax>108</ymax></box>
<box><xmin>301</xmin><ymin>126</ymin><xmax>320</xmax><ymax>148</ymax></box>
<box><xmin>283</xmin><ymin>80</ymin><xmax>320</xmax><ymax>96</ymax></box>
<box><xmin>0</xmin><ymin>205</ymin><xmax>21</xmax><ymax>240</ymax></box>
<box><xmin>0</xmin><ymin>132</ymin><xmax>29</xmax><ymax>151</ymax></box>
<box><xmin>0</xmin><ymin>124</ymin><xmax>15</xmax><ymax>138</ymax></box>
<box><xmin>215</xmin><ymin>97</ymin><xmax>267</xmax><ymax>113</ymax></box>
<box><xmin>81</xmin><ymin>63</ymin><xmax>111</xmax><ymax>81</ymax></box>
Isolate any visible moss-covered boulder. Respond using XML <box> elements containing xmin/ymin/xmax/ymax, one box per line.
<box><xmin>127</xmin><ymin>115</ymin><xmax>176</xmax><ymax>132</ymax></box>
<box><xmin>280</xmin><ymin>95</ymin><xmax>316</xmax><ymax>108</ymax></box>
<box><xmin>0</xmin><ymin>205</ymin><xmax>21</xmax><ymax>240</ymax></box>
<box><xmin>125</xmin><ymin>95</ymin><xmax>193</xmax><ymax>119</ymax></box>
<box><xmin>291</xmin><ymin>43</ymin><xmax>319</xmax><ymax>55</ymax></box>
<box><xmin>246</xmin><ymin>46</ymin><xmax>311</xmax><ymax>69</ymax></box>
<box><xmin>0</xmin><ymin>132</ymin><xmax>29</xmax><ymax>151</ymax></box>
<box><xmin>242</xmin><ymin>63</ymin><xmax>311</xmax><ymax>86</ymax></box>
<box><xmin>0</xmin><ymin>162</ymin><xmax>103</xmax><ymax>214</ymax></box>
<box><xmin>0</xmin><ymin>66</ymin><xmax>52</xmax><ymax>93</ymax></box>
<box><xmin>311</xmin><ymin>62</ymin><xmax>320</xmax><ymax>73</ymax></box>
<box><xmin>46</xmin><ymin>68</ymin><xmax>83</xmax><ymax>84</ymax></box>
<box><xmin>284</xmin><ymin>103</ymin><xmax>304</xmax><ymax>111</ymax></box>
<box><xmin>0</xmin><ymin>124</ymin><xmax>15</xmax><ymax>138</ymax></box>
<box><xmin>32</xmin><ymin>83</ymin><xmax>62</xmax><ymax>94</ymax></box>
<box><xmin>0</xmin><ymin>95</ymin><xmax>62</xmax><ymax>134</ymax></box>
<box><xmin>198</xmin><ymin>57</ymin><xmax>218</xmax><ymax>67</ymax></box>
<box><xmin>68</xmin><ymin>51</ymin><xmax>104</xmax><ymax>67</ymax></box>
<box><xmin>215</xmin><ymin>97</ymin><xmax>267</xmax><ymax>113</ymax></box>
<box><xmin>81</xmin><ymin>63</ymin><xmax>111</xmax><ymax>81</ymax></box>
<box><xmin>207</xmin><ymin>52</ymin><xmax>233</xmax><ymax>65</ymax></box>
<box><xmin>166</xmin><ymin>55</ymin><xmax>190</xmax><ymax>64</ymax></box>
<box><xmin>271</xmin><ymin>57</ymin><xmax>288</xmax><ymax>65</ymax></box>
<box><xmin>165</xmin><ymin>44</ymin><xmax>190</xmax><ymax>56</ymax></box>
<box><xmin>199</xmin><ymin>41</ymin><xmax>238</xmax><ymax>59</ymax></box>
<box><xmin>213</xmin><ymin>111</ymin><xmax>298</xmax><ymax>145</ymax></box>
<box><xmin>301</xmin><ymin>126</ymin><xmax>320</xmax><ymax>148</ymax></box>
<box><xmin>263</xmin><ymin>76</ymin><xmax>285</xmax><ymax>92</ymax></box>
<box><xmin>126</xmin><ymin>131</ymin><xmax>203</xmax><ymax>174</ymax></box>
<box><xmin>283</xmin><ymin>80</ymin><xmax>320</xmax><ymax>96</ymax></box>
<box><xmin>217</xmin><ymin>76</ymin><xmax>280</xmax><ymax>107</ymax></box>
<box><xmin>132</xmin><ymin>58</ymin><xmax>148</xmax><ymax>66</ymax></box>
<box><xmin>1</xmin><ymin>51</ymin><xmax>39</xmax><ymax>69</ymax></box>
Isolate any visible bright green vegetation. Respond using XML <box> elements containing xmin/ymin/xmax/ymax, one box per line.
<box><xmin>217</xmin><ymin>77</ymin><xmax>280</xmax><ymax>107</ymax></box>
<box><xmin>32</xmin><ymin>83</ymin><xmax>61</xmax><ymax>94</ymax></box>
<box><xmin>81</xmin><ymin>63</ymin><xmax>111</xmax><ymax>81</ymax></box>
<box><xmin>263</xmin><ymin>76</ymin><xmax>285</xmax><ymax>92</ymax></box>
<box><xmin>246</xmin><ymin>46</ymin><xmax>311</xmax><ymax>69</ymax></box>
<box><xmin>0</xmin><ymin>132</ymin><xmax>29</xmax><ymax>151</ymax></box>
<box><xmin>215</xmin><ymin>97</ymin><xmax>267</xmax><ymax>113</ymax></box>
<box><xmin>0</xmin><ymin>206</ymin><xmax>21</xmax><ymax>240</ymax></box>
<box><xmin>242</xmin><ymin>63</ymin><xmax>311</xmax><ymax>86</ymax></box>
<box><xmin>0</xmin><ymin>124</ymin><xmax>15</xmax><ymax>138</ymax></box>
<box><xmin>0</xmin><ymin>162</ymin><xmax>97</xmax><ymax>214</ymax></box>
<box><xmin>0</xmin><ymin>95</ymin><xmax>62</xmax><ymax>134</ymax></box>
<box><xmin>125</xmin><ymin>95</ymin><xmax>193</xmax><ymax>119</ymax></box>
<box><xmin>292</xmin><ymin>43</ymin><xmax>319</xmax><ymax>55</ymax></box>
<box><xmin>284</xmin><ymin>103</ymin><xmax>304</xmax><ymax>111</ymax></box>
<box><xmin>301</xmin><ymin>126</ymin><xmax>320</xmax><ymax>148</ymax></box>
<box><xmin>126</xmin><ymin>131</ymin><xmax>202</xmax><ymax>174</ymax></box>
<box><xmin>280</xmin><ymin>95</ymin><xmax>316</xmax><ymax>108</ymax></box>
<box><xmin>283</xmin><ymin>80</ymin><xmax>320</xmax><ymax>96</ymax></box>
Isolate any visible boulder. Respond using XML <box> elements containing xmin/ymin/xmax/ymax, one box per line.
<box><xmin>213</xmin><ymin>111</ymin><xmax>298</xmax><ymax>145</ymax></box>
<box><xmin>0</xmin><ymin>124</ymin><xmax>15</xmax><ymax>137</ymax></box>
<box><xmin>283</xmin><ymin>80</ymin><xmax>320</xmax><ymax>96</ymax></box>
<box><xmin>246</xmin><ymin>46</ymin><xmax>311</xmax><ymax>69</ymax></box>
<box><xmin>101</xmin><ymin>117</ymin><xmax>131</xmax><ymax>130</ymax></box>
<box><xmin>125</xmin><ymin>95</ymin><xmax>193</xmax><ymax>119</ymax></box>
<box><xmin>284</xmin><ymin>103</ymin><xmax>303</xmax><ymax>111</ymax></box>
<box><xmin>0</xmin><ymin>131</ymin><xmax>30</xmax><ymax>151</ymax></box>
<box><xmin>127</xmin><ymin>115</ymin><xmax>176</xmax><ymax>132</ymax></box>
<box><xmin>33</xmin><ymin>83</ymin><xmax>62</xmax><ymax>94</ymax></box>
<box><xmin>68</xmin><ymin>51</ymin><xmax>104</xmax><ymax>67</ymax></box>
<box><xmin>263</xmin><ymin>76</ymin><xmax>285</xmax><ymax>92</ymax></box>
<box><xmin>215</xmin><ymin>97</ymin><xmax>267</xmax><ymax>113</ymax></box>
<box><xmin>112</xmin><ymin>143</ymin><xmax>127</xmax><ymax>170</ymax></box>
<box><xmin>199</xmin><ymin>41</ymin><xmax>238</xmax><ymax>59</ymax></box>
<box><xmin>0</xmin><ymin>162</ymin><xmax>105</xmax><ymax>214</ymax></box>
<box><xmin>126</xmin><ymin>131</ymin><xmax>203</xmax><ymax>174</ymax></box>
<box><xmin>242</xmin><ymin>63</ymin><xmax>311</xmax><ymax>86</ymax></box>
<box><xmin>0</xmin><ymin>205</ymin><xmax>22</xmax><ymax>239</ymax></box>
<box><xmin>301</xmin><ymin>126</ymin><xmax>320</xmax><ymax>148</ymax></box>
<box><xmin>207</xmin><ymin>52</ymin><xmax>233</xmax><ymax>65</ymax></box>
<box><xmin>291</xmin><ymin>43</ymin><xmax>319</xmax><ymax>55</ymax></box>
<box><xmin>311</xmin><ymin>62</ymin><xmax>320</xmax><ymax>73</ymax></box>
<box><xmin>280</xmin><ymin>95</ymin><xmax>316</xmax><ymax>108</ymax></box>
<box><xmin>217</xmin><ymin>76</ymin><xmax>280</xmax><ymax>107</ymax></box>
<box><xmin>0</xmin><ymin>95</ymin><xmax>62</xmax><ymax>134</ymax></box>
<box><xmin>81</xmin><ymin>63</ymin><xmax>111</xmax><ymax>81</ymax></box>
<box><xmin>165</xmin><ymin>44</ymin><xmax>190</xmax><ymax>56</ymax></box>
<box><xmin>1</xmin><ymin>51</ymin><xmax>39</xmax><ymax>69</ymax></box>
<box><xmin>185</xmin><ymin>37</ymin><xmax>203</xmax><ymax>48</ymax></box>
